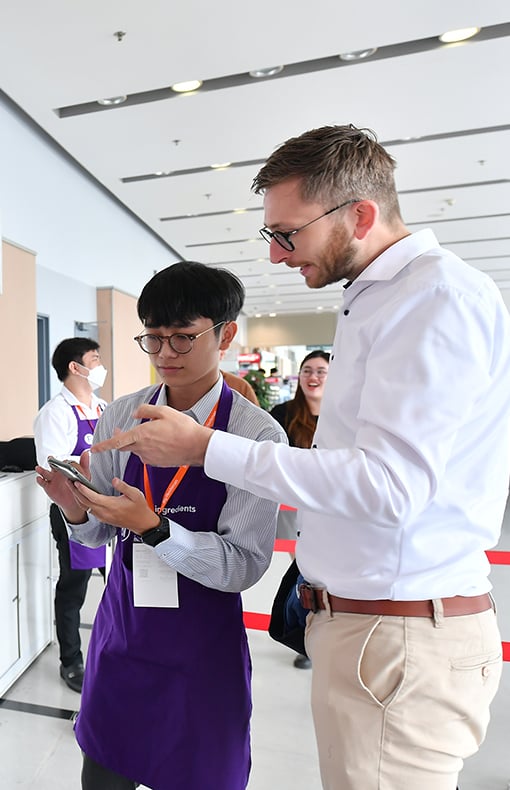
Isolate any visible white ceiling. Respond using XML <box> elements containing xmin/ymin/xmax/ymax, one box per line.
<box><xmin>1</xmin><ymin>0</ymin><xmax>509</xmax><ymax>317</ymax></box>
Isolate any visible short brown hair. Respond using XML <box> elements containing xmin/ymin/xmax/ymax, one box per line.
<box><xmin>252</xmin><ymin>124</ymin><xmax>402</xmax><ymax>224</ymax></box>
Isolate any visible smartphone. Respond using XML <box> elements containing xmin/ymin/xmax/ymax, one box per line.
<box><xmin>47</xmin><ymin>457</ymin><xmax>102</xmax><ymax>495</ymax></box>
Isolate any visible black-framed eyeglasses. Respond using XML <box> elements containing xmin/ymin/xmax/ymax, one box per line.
<box><xmin>134</xmin><ymin>321</ymin><xmax>225</xmax><ymax>355</ymax></box>
<box><xmin>259</xmin><ymin>199</ymin><xmax>362</xmax><ymax>252</ymax></box>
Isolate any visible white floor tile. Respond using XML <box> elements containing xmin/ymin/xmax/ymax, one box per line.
<box><xmin>2</xmin><ymin>521</ymin><xmax>510</xmax><ymax>789</ymax></box>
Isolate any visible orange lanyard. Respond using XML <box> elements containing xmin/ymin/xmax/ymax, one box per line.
<box><xmin>75</xmin><ymin>403</ymin><xmax>102</xmax><ymax>433</ymax></box>
<box><xmin>143</xmin><ymin>398</ymin><xmax>220</xmax><ymax>512</ymax></box>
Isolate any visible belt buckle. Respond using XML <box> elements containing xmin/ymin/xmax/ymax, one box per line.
<box><xmin>299</xmin><ymin>582</ymin><xmax>320</xmax><ymax>613</ymax></box>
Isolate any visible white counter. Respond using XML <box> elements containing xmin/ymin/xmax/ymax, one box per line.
<box><xmin>0</xmin><ymin>471</ymin><xmax>52</xmax><ymax>696</ymax></box>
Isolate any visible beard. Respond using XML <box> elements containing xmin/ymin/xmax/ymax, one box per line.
<box><xmin>305</xmin><ymin>223</ymin><xmax>359</xmax><ymax>289</ymax></box>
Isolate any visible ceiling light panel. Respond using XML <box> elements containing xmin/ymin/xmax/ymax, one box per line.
<box><xmin>439</xmin><ymin>27</ymin><xmax>480</xmax><ymax>43</ymax></box>
<box><xmin>55</xmin><ymin>22</ymin><xmax>510</xmax><ymax>118</ymax></box>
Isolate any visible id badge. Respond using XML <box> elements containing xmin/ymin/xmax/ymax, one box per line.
<box><xmin>132</xmin><ymin>542</ymin><xmax>179</xmax><ymax>608</ymax></box>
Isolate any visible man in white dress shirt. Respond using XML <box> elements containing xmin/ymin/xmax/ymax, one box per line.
<box><xmin>34</xmin><ymin>337</ymin><xmax>107</xmax><ymax>692</ymax></box>
<box><xmin>89</xmin><ymin>125</ymin><xmax>510</xmax><ymax>790</ymax></box>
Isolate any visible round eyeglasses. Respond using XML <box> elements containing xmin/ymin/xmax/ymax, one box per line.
<box><xmin>259</xmin><ymin>199</ymin><xmax>362</xmax><ymax>252</ymax></box>
<box><xmin>134</xmin><ymin>322</ymin><xmax>225</xmax><ymax>355</ymax></box>
<box><xmin>300</xmin><ymin>367</ymin><xmax>329</xmax><ymax>378</ymax></box>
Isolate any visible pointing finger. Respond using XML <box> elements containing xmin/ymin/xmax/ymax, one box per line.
<box><xmin>91</xmin><ymin>431</ymin><xmax>137</xmax><ymax>453</ymax></box>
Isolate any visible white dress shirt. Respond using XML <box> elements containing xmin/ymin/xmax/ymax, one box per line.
<box><xmin>205</xmin><ymin>230</ymin><xmax>510</xmax><ymax>599</ymax></box>
<box><xmin>34</xmin><ymin>385</ymin><xmax>106</xmax><ymax>466</ymax></box>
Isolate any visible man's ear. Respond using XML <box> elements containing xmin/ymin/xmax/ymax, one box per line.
<box><xmin>219</xmin><ymin>321</ymin><xmax>238</xmax><ymax>350</ymax></box>
<box><xmin>352</xmin><ymin>200</ymin><xmax>378</xmax><ymax>240</ymax></box>
<box><xmin>68</xmin><ymin>360</ymin><xmax>80</xmax><ymax>376</ymax></box>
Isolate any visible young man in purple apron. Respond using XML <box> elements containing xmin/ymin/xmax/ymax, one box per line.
<box><xmin>37</xmin><ymin>262</ymin><xmax>286</xmax><ymax>790</ymax></box>
<box><xmin>34</xmin><ymin>337</ymin><xmax>107</xmax><ymax>692</ymax></box>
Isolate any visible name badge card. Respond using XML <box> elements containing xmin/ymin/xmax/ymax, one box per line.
<box><xmin>132</xmin><ymin>543</ymin><xmax>179</xmax><ymax>608</ymax></box>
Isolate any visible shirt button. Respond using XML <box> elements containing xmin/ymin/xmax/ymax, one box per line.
<box><xmin>482</xmin><ymin>665</ymin><xmax>491</xmax><ymax>678</ymax></box>
<box><xmin>343</xmin><ymin>309</ymin><xmax>350</xmax><ymax>315</ymax></box>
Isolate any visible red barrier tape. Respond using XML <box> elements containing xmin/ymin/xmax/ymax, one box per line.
<box><xmin>486</xmin><ymin>551</ymin><xmax>510</xmax><ymax>564</ymax></box>
<box><xmin>246</xmin><ymin>538</ymin><xmax>510</xmax><ymax>660</ymax></box>
<box><xmin>244</xmin><ymin>612</ymin><xmax>271</xmax><ymax>631</ymax></box>
<box><xmin>274</xmin><ymin>539</ymin><xmax>296</xmax><ymax>553</ymax></box>
<box><xmin>274</xmin><ymin>539</ymin><xmax>510</xmax><ymax>565</ymax></box>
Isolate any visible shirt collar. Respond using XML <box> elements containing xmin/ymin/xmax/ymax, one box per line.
<box><xmin>61</xmin><ymin>385</ymin><xmax>102</xmax><ymax>410</ymax></box>
<box><xmin>353</xmin><ymin>228</ymin><xmax>439</xmax><ymax>285</ymax></box>
<box><xmin>155</xmin><ymin>376</ymin><xmax>224</xmax><ymax>425</ymax></box>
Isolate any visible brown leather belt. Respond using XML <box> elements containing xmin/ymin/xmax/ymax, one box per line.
<box><xmin>298</xmin><ymin>585</ymin><xmax>493</xmax><ymax>618</ymax></box>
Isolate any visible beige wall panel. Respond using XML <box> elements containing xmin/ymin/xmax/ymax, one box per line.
<box><xmin>247</xmin><ymin>312</ymin><xmax>337</xmax><ymax>348</ymax></box>
<box><xmin>97</xmin><ymin>287</ymin><xmax>151</xmax><ymax>402</ymax></box>
<box><xmin>112</xmin><ymin>289</ymin><xmax>150</xmax><ymax>399</ymax></box>
<box><xmin>97</xmin><ymin>289</ymin><xmax>113</xmax><ymax>402</ymax></box>
<box><xmin>0</xmin><ymin>241</ymin><xmax>38</xmax><ymax>439</ymax></box>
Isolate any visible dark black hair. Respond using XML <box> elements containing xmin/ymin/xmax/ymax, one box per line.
<box><xmin>51</xmin><ymin>337</ymin><xmax>100</xmax><ymax>381</ymax></box>
<box><xmin>137</xmin><ymin>261</ymin><xmax>245</xmax><ymax>329</ymax></box>
<box><xmin>299</xmin><ymin>349</ymin><xmax>330</xmax><ymax>369</ymax></box>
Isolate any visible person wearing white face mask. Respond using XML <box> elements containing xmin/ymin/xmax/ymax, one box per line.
<box><xmin>77</xmin><ymin>361</ymin><xmax>108</xmax><ymax>391</ymax></box>
<box><xmin>34</xmin><ymin>337</ymin><xmax>107</xmax><ymax>692</ymax></box>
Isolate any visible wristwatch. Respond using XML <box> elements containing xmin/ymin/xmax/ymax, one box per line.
<box><xmin>140</xmin><ymin>515</ymin><xmax>171</xmax><ymax>547</ymax></box>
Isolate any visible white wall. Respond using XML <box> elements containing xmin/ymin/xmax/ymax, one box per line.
<box><xmin>0</xmin><ymin>92</ymin><xmax>179</xmax><ymax>322</ymax></box>
<box><xmin>36</xmin><ymin>266</ymin><xmax>98</xmax><ymax>397</ymax></box>
<box><xmin>0</xmin><ymin>92</ymin><xmax>183</xmax><ymax>404</ymax></box>
<box><xmin>500</xmin><ymin>289</ymin><xmax>510</xmax><ymax>313</ymax></box>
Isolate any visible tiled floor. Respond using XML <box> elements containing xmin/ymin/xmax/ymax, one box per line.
<box><xmin>2</xmin><ymin>514</ymin><xmax>510</xmax><ymax>790</ymax></box>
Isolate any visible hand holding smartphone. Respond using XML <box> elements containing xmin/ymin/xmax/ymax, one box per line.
<box><xmin>48</xmin><ymin>457</ymin><xmax>102</xmax><ymax>495</ymax></box>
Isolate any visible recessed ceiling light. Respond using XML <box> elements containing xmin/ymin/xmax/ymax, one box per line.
<box><xmin>233</xmin><ymin>208</ymin><xmax>247</xmax><ymax>214</ymax></box>
<box><xmin>317</xmin><ymin>306</ymin><xmax>323</xmax><ymax>311</ymax></box>
<box><xmin>97</xmin><ymin>95</ymin><xmax>127</xmax><ymax>106</ymax></box>
<box><xmin>269</xmin><ymin>313</ymin><xmax>277</xmax><ymax>317</ymax></box>
<box><xmin>255</xmin><ymin>314</ymin><xmax>262</xmax><ymax>318</ymax></box>
<box><xmin>171</xmin><ymin>80</ymin><xmax>203</xmax><ymax>93</ymax></box>
<box><xmin>249</xmin><ymin>66</ymin><xmax>284</xmax><ymax>78</ymax></box>
<box><xmin>339</xmin><ymin>48</ymin><xmax>377</xmax><ymax>62</ymax></box>
<box><xmin>210</xmin><ymin>162</ymin><xmax>232</xmax><ymax>169</ymax></box>
<box><xmin>439</xmin><ymin>27</ymin><xmax>480</xmax><ymax>43</ymax></box>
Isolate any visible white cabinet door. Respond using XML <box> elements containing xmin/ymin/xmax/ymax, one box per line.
<box><xmin>18</xmin><ymin>516</ymin><xmax>53</xmax><ymax>661</ymax></box>
<box><xmin>0</xmin><ymin>541</ymin><xmax>20</xmax><ymax>678</ymax></box>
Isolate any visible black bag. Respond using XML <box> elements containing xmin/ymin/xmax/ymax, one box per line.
<box><xmin>0</xmin><ymin>437</ymin><xmax>37</xmax><ymax>472</ymax></box>
<box><xmin>268</xmin><ymin>559</ymin><xmax>309</xmax><ymax>658</ymax></box>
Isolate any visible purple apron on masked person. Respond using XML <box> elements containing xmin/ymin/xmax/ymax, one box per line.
<box><xmin>67</xmin><ymin>405</ymin><xmax>106</xmax><ymax>571</ymax></box>
<box><xmin>75</xmin><ymin>382</ymin><xmax>252</xmax><ymax>790</ymax></box>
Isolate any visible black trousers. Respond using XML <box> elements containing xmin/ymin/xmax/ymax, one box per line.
<box><xmin>50</xmin><ymin>504</ymin><xmax>105</xmax><ymax>667</ymax></box>
<box><xmin>82</xmin><ymin>754</ymin><xmax>138</xmax><ymax>790</ymax></box>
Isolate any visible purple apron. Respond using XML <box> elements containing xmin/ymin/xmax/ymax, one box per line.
<box><xmin>75</xmin><ymin>382</ymin><xmax>252</xmax><ymax>790</ymax></box>
<box><xmin>68</xmin><ymin>405</ymin><xmax>106</xmax><ymax>570</ymax></box>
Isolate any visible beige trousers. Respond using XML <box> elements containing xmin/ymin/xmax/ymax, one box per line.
<box><xmin>305</xmin><ymin>605</ymin><xmax>502</xmax><ymax>790</ymax></box>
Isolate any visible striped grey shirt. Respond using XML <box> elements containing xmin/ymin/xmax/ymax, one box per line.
<box><xmin>68</xmin><ymin>377</ymin><xmax>287</xmax><ymax>592</ymax></box>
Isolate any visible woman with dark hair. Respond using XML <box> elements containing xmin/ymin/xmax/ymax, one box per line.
<box><xmin>270</xmin><ymin>350</ymin><xmax>330</xmax><ymax>668</ymax></box>
<box><xmin>270</xmin><ymin>350</ymin><xmax>330</xmax><ymax>448</ymax></box>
